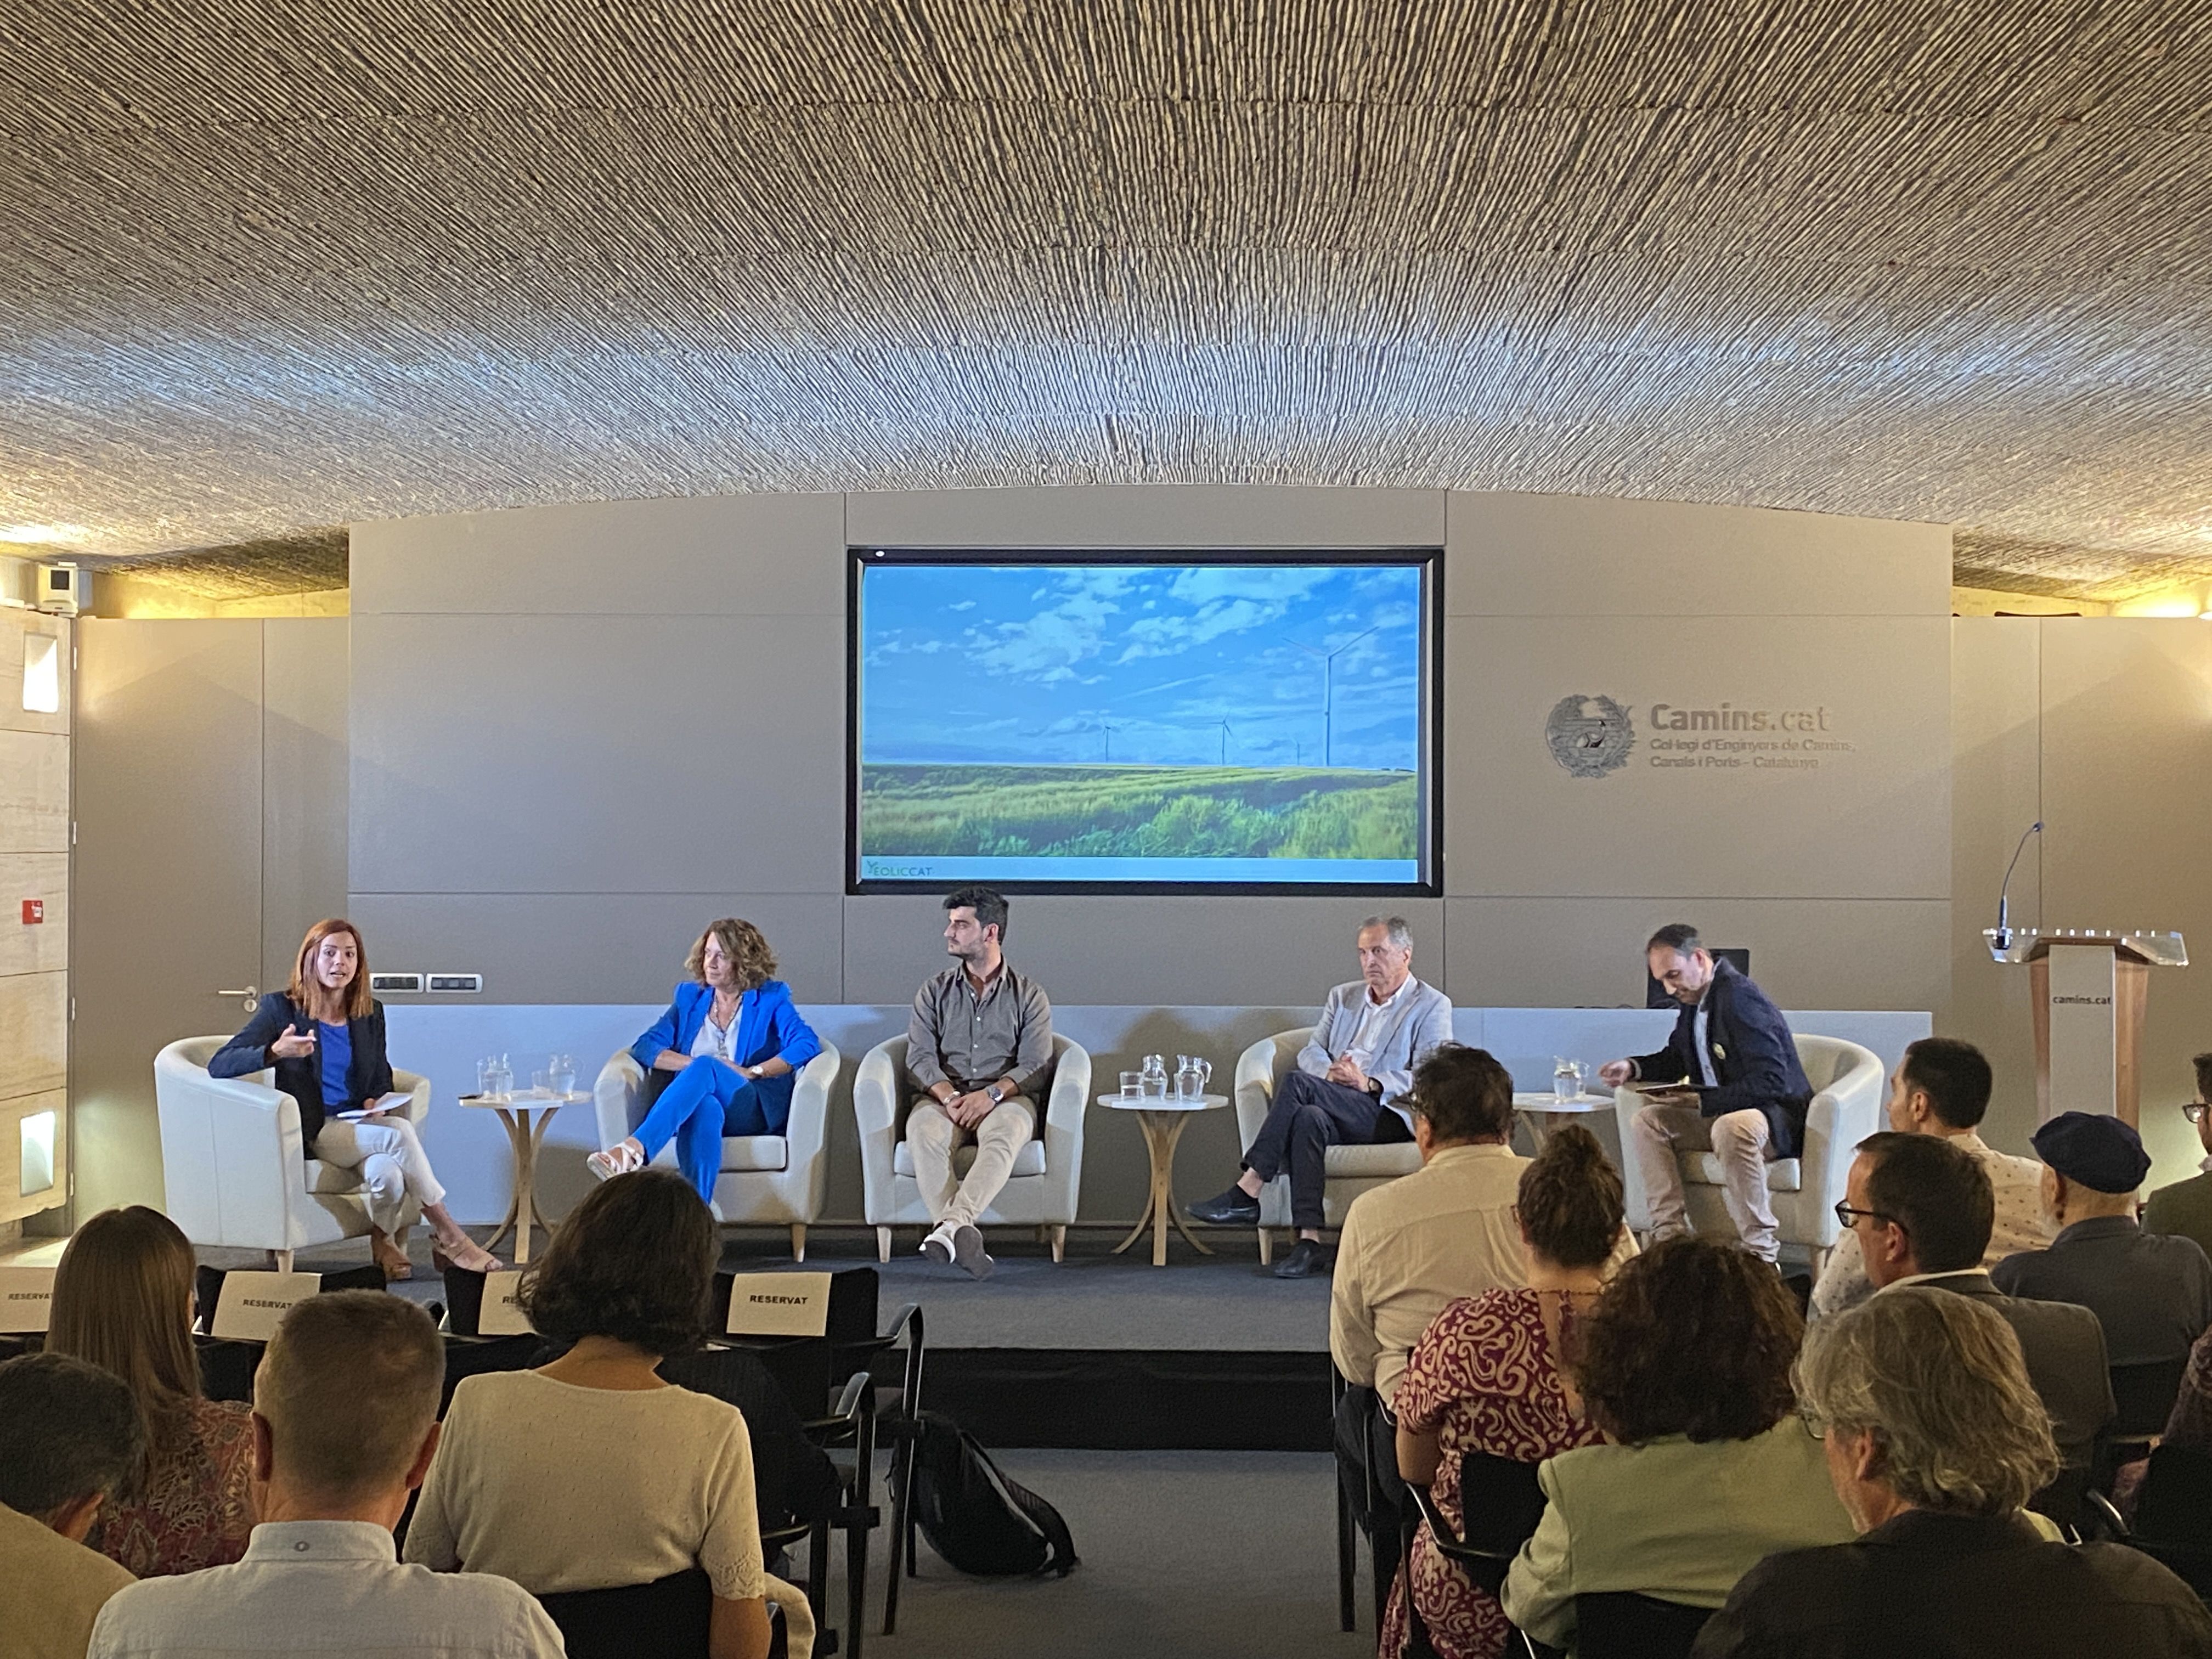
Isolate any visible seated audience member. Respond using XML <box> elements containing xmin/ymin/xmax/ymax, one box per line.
<box><xmin>1839</xmin><ymin>1131</ymin><xmax>2112</xmax><ymax>1476</ymax></box>
<box><xmin>1993</xmin><ymin>1110</ymin><xmax>2212</xmax><ymax>1367</ymax></box>
<box><xmin>899</xmin><ymin>886</ymin><xmax>1055</xmax><ymax>1279</ymax></box>
<box><xmin>0</xmin><ymin>1353</ymin><xmax>143</xmax><ymax>1659</ymax></box>
<box><xmin>589</xmin><ymin>917</ymin><xmax>823</xmax><ymax>1207</ymax></box>
<box><xmin>2143</xmin><ymin>1052</ymin><xmax>2212</xmax><ymax>1262</ymax></box>
<box><xmin>1693</xmin><ymin>1288</ymin><xmax>2212</xmax><ymax>1658</ymax></box>
<box><xmin>1809</xmin><ymin>1037</ymin><xmax>2052</xmax><ymax>1321</ymax></box>
<box><xmin>89</xmin><ymin>1292</ymin><xmax>561</xmax><ymax>1659</ymax></box>
<box><xmin>1601</xmin><ymin>924</ymin><xmax>1812</xmax><ymax>1264</ymax></box>
<box><xmin>45</xmin><ymin>1206</ymin><xmax>255</xmax><ymax>1577</ymax></box>
<box><xmin>1500</xmin><ymin>1238</ymin><xmax>1854</xmax><ymax>1649</ymax></box>
<box><xmin>1385</xmin><ymin>1124</ymin><xmax>1627</xmax><ymax>1659</ymax></box>
<box><xmin>405</xmin><ymin>1169</ymin><xmax>774</xmax><ymax>1659</ymax></box>
<box><xmin>208</xmin><ymin>918</ymin><xmax>499</xmax><ymax>1276</ymax></box>
<box><xmin>1190</xmin><ymin>916</ymin><xmax>1453</xmax><ymax>1278</ymax></box>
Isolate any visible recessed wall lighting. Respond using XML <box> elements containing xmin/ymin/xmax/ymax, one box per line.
<box><xmin>20</xmin><ymin>1109</ymin><xmax>55</xmax><ymax>1195</ymax></box>
<box><xmin>20</xmin><ymin>633</ymin><xmax>58</xmax><ymax>713</ymax></box>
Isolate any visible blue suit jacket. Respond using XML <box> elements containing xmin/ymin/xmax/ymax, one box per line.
<box><xmin>630</xmin><ymin>981</ymin><xmax>823</xmax><ymax>1131</ymax></box>
<box><xmin>1630</xmin><ymin>959</ymin><xmax>1813</xmax><ymax>1158</ymax></box>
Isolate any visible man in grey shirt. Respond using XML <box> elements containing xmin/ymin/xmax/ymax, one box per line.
<box><xmin>905</xmin><ymin>885</ymin><xmax>1056</xmax><ymax>1279</ymax></box>
<box><xmin>91</xmin><ymin>1292</ymin><xmax>563</xmax><ymax>1659</ymax></box>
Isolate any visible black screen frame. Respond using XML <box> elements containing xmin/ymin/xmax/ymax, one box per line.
<box><xmin>845</xmin><ymin>544</ymin><xmax>1443</xmax><ymax>898</ymax></box>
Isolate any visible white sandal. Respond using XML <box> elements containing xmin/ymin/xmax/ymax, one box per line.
<box><xmin>585</xmin><ymin>1139</ymin><xmax>645</xmax><ymax>1182</ymax></box>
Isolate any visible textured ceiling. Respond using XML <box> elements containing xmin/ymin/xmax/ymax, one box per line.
<box><xmin>4</xmin><ymin>1</ymin><xmax>2211</xmax><ymax>597</ymax></box>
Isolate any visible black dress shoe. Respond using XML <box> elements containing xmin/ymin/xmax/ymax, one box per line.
<box><xmin>1188</xmin><ymin>1187</ymin><xmax>1262</xmax><ymax>1226</ymax></box>
<box><xmin>1272</xmin><ymin>1239</ymin><xmax>1331</xmax><ymax>1279</ymax></box>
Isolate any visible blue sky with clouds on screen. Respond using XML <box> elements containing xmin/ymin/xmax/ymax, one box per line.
<box><xmin>861</xmin><ymin>562</ymin><xmax>1424</xmax><ymax>769</ymax></box>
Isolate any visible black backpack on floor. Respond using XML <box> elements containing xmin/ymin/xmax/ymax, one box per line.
<box><xmin>902</xmin><ymin>1409</ymin><xmax>1079</xmax><ymax>1578</ymax></box>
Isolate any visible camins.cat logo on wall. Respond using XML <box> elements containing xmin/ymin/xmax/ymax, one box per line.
<box><xmin>1545</xmin><ymin>695</ymin><xmax>1635</xmax><ymax>778</ymax></box>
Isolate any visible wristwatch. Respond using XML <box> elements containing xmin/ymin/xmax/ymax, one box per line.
<box><xmin>986</xmin><ymin>1084</ymin><xmax>1006</xmax><ymax>1105</ymax></box>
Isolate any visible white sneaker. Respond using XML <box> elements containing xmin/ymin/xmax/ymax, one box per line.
<box><xmin>921</xmin><ymin>1222</ymin><xmax>956</xmax><ymax>1265</ymax></box>
<box><xmin>952</xmin><ymin>1223</ymin><xmax>994</xmax><ymax>1280</ymax></box>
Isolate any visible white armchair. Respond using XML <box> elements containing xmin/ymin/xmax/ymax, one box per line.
<box><xmin>592</xmin><ymin>1043</ymin><xmax>840</xmax><ymax>1260</ymax></box>
<box><xmin>1612</xmin><ymin>1032</ymin><xmax>1884</xmax><ymax>1271</ymax></box>
<box><xmin>854</xmin><ymin>1035</ymin><xmax>1090</xmax><ymax>1263</ymax></box>
<box><xmin>155</xmin><ymin>1036</ymin><xmax>431</xmax><ymax>1271</ymax></box>
<box><xmin>1233</xmin><ymin>1028</ymin><xmax>1423</xmax><ymax>1265</ymax></box>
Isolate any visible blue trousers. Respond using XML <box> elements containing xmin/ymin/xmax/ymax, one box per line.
<box><xmin>631</xmin><ymin>1059</ymin><xmax>788</xmax><ymax>1204</ymax></box>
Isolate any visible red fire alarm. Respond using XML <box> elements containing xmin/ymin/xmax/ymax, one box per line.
<box><xmin>21</xmin><ymin>899</ymin><xmax>43</xmax><ymax>924</ymax></box>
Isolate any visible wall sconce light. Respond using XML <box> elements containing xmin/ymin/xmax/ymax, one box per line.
<box><xmin>20</xmin><ymin>1108</ymin><xmax>55</xmax><ymax>1196</ymax></box>
<box><xmin>20</xmin><ymin>631</ymin><xmax>58</xmax><ymax>713</ymax></box>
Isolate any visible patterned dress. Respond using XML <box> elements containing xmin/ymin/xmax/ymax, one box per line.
<box><xmin>1381</xmin><ymin>1289</ymin><xmax>1602</xmax><ymax>1659</ymax></box>
<box><xmin>87</xmin><ymin>1397</ymin><xmax>255</xmax><ymax>1577</ymax></box>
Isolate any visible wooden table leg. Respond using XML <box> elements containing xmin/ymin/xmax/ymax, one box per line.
<box><xmin>504</xmin><ymin>1108</ymin><xmax>539</xmax><ymax>1266</ymax></box>
<box><xmin>524</xmin><ymin>1108</ymin><xmax>559</xmax><ymax>1240</ymax></box>
<box><xmin>480</xmin><ymin>1107</ymin><xmax>523</xmax><ymax>1256</ymax></box>
<box><xmin>1111</xmin><ymin>1148</ymin><xmax>1160</xmax><ymax>1256</ymax></box>
<box><xmin>1154</xmin><ymin>1115</ymin><xmax>1213</xmax><ymax>1259</ymax></box>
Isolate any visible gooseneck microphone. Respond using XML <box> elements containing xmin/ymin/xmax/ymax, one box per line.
<box><xmin>1995</xmin><ymin>821</ymin><xmax>2043</xmax><ymax>950</ymax></box>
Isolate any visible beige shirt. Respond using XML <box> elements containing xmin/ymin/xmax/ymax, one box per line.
<box><xmin>1809</xmin><ymin>1132</ymin><xmax>2055</xmax><ymax>1322</ymax></box>
<box><xmin>1329</xmin><ymin>1143</ymin><xmax>1636</xmax><ymax>1403</ymax></box>
<box><xmin>403</xmin><ymin>1369</ymin><xmax>764</xmax><ymax>1601</ymax></box>
<box><xmin>0</xmin><ymin>1501</ymin><xmax>135</xmax><ymax>1659</ymax></box>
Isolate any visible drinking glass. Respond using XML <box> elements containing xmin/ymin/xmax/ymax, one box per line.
<box><xmin>1119</xmin><ymin>1071</ymin><xmax>1143</xmax><ymax>1099</ymax></box>
<box><xmin>531</xmin><ymin>1069</ymin><xmax>553</xmax><ymax>1095</ymax></box>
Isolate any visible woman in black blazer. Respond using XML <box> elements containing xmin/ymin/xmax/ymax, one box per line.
<box><xmin>210</xmin><ymin>918</ymin><xmax>499</xmax><ymax>1278</ymax></box>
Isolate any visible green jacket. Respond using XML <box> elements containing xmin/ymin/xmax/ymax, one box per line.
<box><xmin>2145</xmin><ymin>1171</ymin><xmax>2212</xmax><ymax>1265</ymax></box>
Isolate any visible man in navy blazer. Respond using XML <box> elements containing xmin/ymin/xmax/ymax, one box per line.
<box><xmin>1189</xmin><ymin>917</ymin><xmax>1453</xmax><ymax>1278</ymax></box>
<box><xmin>1600</xmin><ymin>923</ymin><xmax>1811</xmax><ymax>1262</ymax></box>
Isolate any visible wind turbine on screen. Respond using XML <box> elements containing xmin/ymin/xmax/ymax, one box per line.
<box><xmin>1217</xmin><ymin>717</ymin><xmax>1233</xmax><ymax>765</ymax></box>
<box><xmin>1288</xmin><ymin>628</ymin><xmax>1376</xmax><ymax>768</ymax></box>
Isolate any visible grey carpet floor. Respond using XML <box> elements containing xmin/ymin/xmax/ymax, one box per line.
<box><xmin>822</xmin><ymin>1450</ymin><xmax>1375</xmax><ymax>1659</ymax></box>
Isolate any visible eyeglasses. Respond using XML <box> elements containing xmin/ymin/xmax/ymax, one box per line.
<box><xmin>1833</xmin><ymin>1200</ymin><xmax>1904</xmax><ymax>1234</ymax></box>
<box><xmin>1797</xmin><ymin>1403</ymin><xmax>1828</xmax><ymax>1441</ymax></box>
<box><xmin>2185</xmin><ymin>1102</ymin><xmax>2209</xmax><ymax>1124</ymax></box>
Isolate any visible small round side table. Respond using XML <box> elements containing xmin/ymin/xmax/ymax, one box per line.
<box><xmin>458</xmin><ymin>1090</ymin><xmax>588</xmax><ymax>1264</ymax></box>
<box><xmin>1511</xmin><ymin>1092</ymin><xmax>1615</xmax><ymax>1152</ymax></box>
<box><xmin>1101</xmin><ymin>1092</ymin><xmax>1229</xmax><ymax>1267</ymax></box>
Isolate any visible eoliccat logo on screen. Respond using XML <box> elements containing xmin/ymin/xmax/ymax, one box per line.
<box><xmin>1547</xmin><ymin>698</ymin><xmax>1853</xmax><ymax>778</ymax></box>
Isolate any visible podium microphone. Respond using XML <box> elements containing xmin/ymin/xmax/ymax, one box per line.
<box><xmin>1995</xmin><ymin>821</ymin><xmax>2042</xmax><ymax>951</ymax></box>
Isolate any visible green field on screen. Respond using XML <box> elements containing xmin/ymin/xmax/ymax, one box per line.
<box><xmin>860</xmin><ymin>764</ymin><xmax>1418</xmax><ymax>860</ymax></box>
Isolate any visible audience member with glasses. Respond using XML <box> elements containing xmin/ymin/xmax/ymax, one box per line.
<box><xmin>2145</xmin><ymin>1051</ymin><xmax>2212</xmax><ymax>1265</ymax></box>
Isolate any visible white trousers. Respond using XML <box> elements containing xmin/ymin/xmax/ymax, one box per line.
<box><xmin>906</xmin><ymin>1094</ymin><xmax>1035</xmax><ymax>1231</ymax></box>
<box><xmin>310</xmin><ymin>1116</ymin><xmax>446</xmax><ymax>1236</ymax></box>
<box><xmin>1627</xmin><ymin>1103</ymin><xmax>1779</xmax><ymax>1262</ymax></box>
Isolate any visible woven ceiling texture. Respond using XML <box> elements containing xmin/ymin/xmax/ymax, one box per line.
<box><xmin>3</xmin><ymin>0</ymin><xmax>2209</xmax><ymax>597</ymax></box>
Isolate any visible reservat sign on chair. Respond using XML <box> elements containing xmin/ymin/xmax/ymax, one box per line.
<box><xmin>852</xmin><ymin>1034</ymin><xmax>1090</xmax><ymax>1263</ymax></box>
<box><xmin>155</xmin><ymin>1036</ymin><xmax>432</xmax><ymax>1272</ymax></box>
<box><xmin>1233</xmin><ymin>1029</ymin><xmax>1423</xmax><ymax>1266</ymax></box>
<box><xmin>1610</xmin><ymin>1032</ymin><xmax>1883</xmax><ymax>1272</ymax></box>
<box><xmin>593</xmin><ymin>1042</ymin><xmax>840</xmax><ymax>1260</ymax></box>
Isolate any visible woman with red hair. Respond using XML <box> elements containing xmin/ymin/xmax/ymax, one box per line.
<box><xmin>210</xmin><ymin>917</ymin><xmax>498</xmax><ymax>1277</ymax></box>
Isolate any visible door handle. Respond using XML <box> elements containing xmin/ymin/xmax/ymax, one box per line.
<box><xmin>216</xmin><ymin>985</ymin><xmax>259</xmax><ymax>1009</ymax></box>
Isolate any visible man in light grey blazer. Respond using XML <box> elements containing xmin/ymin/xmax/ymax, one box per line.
<box><xmin>1189</xmin><ymin>916</ymin><xmax>1454</xmax><ymax>1278</ymax></box>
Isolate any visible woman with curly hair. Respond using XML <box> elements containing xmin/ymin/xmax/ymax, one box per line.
<box><xmin>588</xmin><ymin>918</ymin><xmax>822</xmax><ymax>1205</ymax></box>
<box><xmin>45</xmin><ymin>1206</ymin><xmax>254</xmax><ymax>1577</ymax></box>
<box><xmin>1500</xmin><ymin>1236</ymin><xmax>1854</xmax><ymax>1652</ymax></box>
<box><xmin>404</xmin><ymin>1170</ymin><xmax>771</xmax><ymax>1659</ymax></box>
<box><xmin>1384</xmin><ymin>1123</ymin><xmax>1628</xmax><ymax>1659</ymax></box>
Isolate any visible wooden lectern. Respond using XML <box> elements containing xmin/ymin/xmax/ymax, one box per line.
<box><xmin>1985</xmin><ymin>928</ymin><xmax>2188</xmax><ymax>1126</ymax></box>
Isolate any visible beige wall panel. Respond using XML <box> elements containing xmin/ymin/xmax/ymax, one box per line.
<box><xmin>841</xmin><ymin>893</ymin><xmax>1446</xmax><ymax>1008</ymax></box>
<box><xmin>1444</xmin><ymin>493</ymin><xmax>1951</xmax><ymax>617</ymax></box>
<box><xmin>1441</xmin><ymin>896</ymin><xmax>1952</xmax><ymax>1043</ymax></box>
<box><xmin>262</xmin><ymin>618</ymin><xmax>352</xmax><ymax>981</ymax></box>
<box><xmin>0</xmin><ymin>612</ymin><xmax>70</xmax><ymax>737</ymax></box>
<box><xmin>1443</xmin><ymin>616</ymin><xmax>1950</xmax><ymax>900</ymax></box>
<box><xmin>351</xmin><ymin>492</ymin><xmax>846</xmax><ymax>617</ymax></box>
<box><xmin>1946</xmin><ymin>620</ymin><xmax>2045</xmax><ymax>1159</ymax></box>
<box><xmin>0</xmin><ymin>972</ymin><xmax>67</xmax><ymax>1101</ymax></box>
<box><xmin>345</xmin><ymin>893</ymin><xmax>847</xmax><ymax>1006</ymax></box>
<box><xmin>2036</xmin><ymin>619</ymin><xmax>2212</xmax><ymax>1184</ymax></box>
<box><xmin>0</xmin><ymin>853</ymin><xmax>68</xmax><ymax>977</ymax></box>
<box><xmin>349</xmin><ymin>613</ymin><xmax>843</xmax><ymax>895</ymax></box>
<box><xmin>847</xmin><ymin>485</ymin><xmax>1445</xmax><ymax>549</ymax></box>
<box><xmin>0</xmin><ymin>731</ymin><xmax>70</xmax><ymax>854</ymax></box>
<box><xmin>0</xmin><ymin>1089</ymin><xmax>67</xmax><ymax>1223</ymax></box>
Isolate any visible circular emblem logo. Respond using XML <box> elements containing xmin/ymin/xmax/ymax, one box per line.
<box><xmin>1545</xmin><ymin>694</ymin><xmax>1635</xmax><ymax>778</ymax></box>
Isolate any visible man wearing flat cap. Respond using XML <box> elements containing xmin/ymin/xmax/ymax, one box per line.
<box><xmin>1993</xmin><ymin>1111</ymin><xmax>2212</xmax><ymax>1368</ymax></box>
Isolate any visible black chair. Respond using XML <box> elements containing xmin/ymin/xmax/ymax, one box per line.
<box><xmin>853</xmin><ymin>1304</ymin><xmax>924</xmax><ymax>1637</ymax></box>
<box><xmin>2095</xmin><ymin>1356</ymin><xmax>2192</xmax><ymax>1491</ymax></box>
<box><xmin>1332</xmin><ymin>1368</ymin><xmax>1420</xmax><ymax>1634</ymax></box>
<box><xmin>1402</xmin><ymin>1452</ymin><xmax>1551</xmax><ymax>1657</ymax></box>
<box><xmin>2084</xmin><ymin>1480</ymin><xmax>2212</xmax><ymax>1606</ymax></box>
<box><xmin>1572</xmin><ymin>1592</ymin><xmax>1714</xmax><ymax>1659</ymax></box>
<box><xmin>536</xmin><ymin>1568</ymin><xmax>789</xmax><ymax>1659</ymax></box>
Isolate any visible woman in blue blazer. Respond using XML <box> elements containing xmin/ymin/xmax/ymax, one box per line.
<box><xmin>588</xmin><ymin>918</ymin><xmax>823</xmax><ymax>1206</ymax></box>
<box><xmin>209</xmin><ymin>918</ymin><xmax>500</xmax><ymax>1278</ymax></box>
